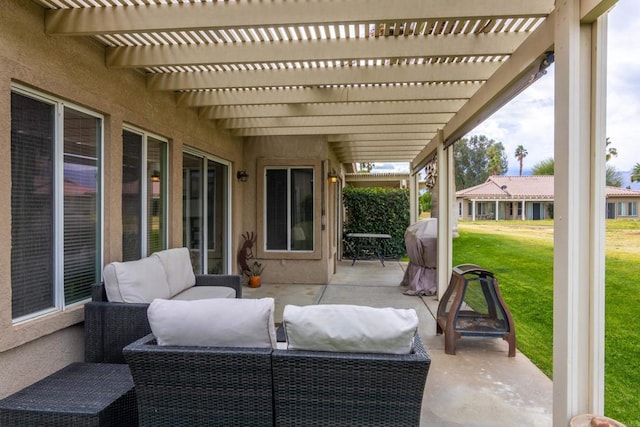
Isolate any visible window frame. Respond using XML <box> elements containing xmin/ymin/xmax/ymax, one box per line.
<box><xmin>257</xmin><ymin>158</ymin><xmax>322</xmax><ymax>260</ymax></box>
<box><xmin>121</xmin><ymin>125</ymin><xmax>169</xmax><ymax>259</ymax></box>
<box><xmin>11</xmin><ymin>84</ymin><xmax>104</xmax><ymax>324</ymax></box>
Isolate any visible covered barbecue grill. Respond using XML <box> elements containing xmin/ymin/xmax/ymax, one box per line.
<box><xmin>401</xmin><ymin>219</ymin><xmax>437</xmax><ymax>295</ymax></box>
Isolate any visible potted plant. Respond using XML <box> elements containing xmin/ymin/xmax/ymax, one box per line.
<box><xmin>246</xmin><ymin>261</ymin><xmax>265</xmax><ymax>288</ymax></box>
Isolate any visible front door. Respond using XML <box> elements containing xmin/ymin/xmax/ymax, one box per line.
<box><xmin>532</xmin><ymin>203</ymin><xmax>542</xmax><ymax>220</ymax></box>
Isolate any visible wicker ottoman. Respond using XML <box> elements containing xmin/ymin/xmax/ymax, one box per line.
<box><xmin>0</xmin><ymin>362</ymin><xmax>137</xmax><ymax>426</ymax></box>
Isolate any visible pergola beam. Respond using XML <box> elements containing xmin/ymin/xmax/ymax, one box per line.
<box><xmin>202</xmin><ymin>100</ymin><xmax>465</xmax><ymax>119</ymax></box>
<box><xmin>148</xmin><ymin>62</ymin><xmax>500</xmax><ymax>91</ymax></box>
<box><xmin>411</xmin><ymin>9</ymin><xmax>555</xmax><ymax>170</ymax></box>
<box><xmin>217</xmin><ymin>113</ymin><xmax>451</xmax><ymax>129</ymax></box>
<box><xmin>45</xmin><ymin>0</ymin><xmax>554</xmax><ymax>35</ymax></box>
<box><xmin>177</xmin><ymin>83</ymin><xmax>482</xmax><ymax>107</ymax></box>
<box><xmin>107</xmin><ymin>33</ymin><xmax>528</xmax><ymax>68</ymax></box>
<box><xmin>329</xmin><ymin>133</ymin><xmax>433</xmax><ymax>142</ymax></box>
<box><xmin>231</xmin><ymin>123</ymin><xmax>440</xmax><ymax>136</ymax></box>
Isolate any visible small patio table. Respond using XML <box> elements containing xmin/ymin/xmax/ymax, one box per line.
<box><xmin>346</xmin><ymin>233</ymin><xmax>392</xmax><ymax>266</ymax></box>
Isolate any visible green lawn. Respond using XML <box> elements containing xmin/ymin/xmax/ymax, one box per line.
<box><xmin>452</xmin><ymin>220</ymin><xmax>640</xmax><ymax>425</ymax></box>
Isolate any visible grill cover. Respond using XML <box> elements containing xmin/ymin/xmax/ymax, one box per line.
<box><xmin>401</xmin><ymin>219</ymin><xmax>437</xmax><ymax>295</ymax></box>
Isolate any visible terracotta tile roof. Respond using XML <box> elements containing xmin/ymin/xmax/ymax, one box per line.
<box><xmin>456</xmin><ymin>175</ymin><xmax>640</xmax><ymax>199</ymax></box>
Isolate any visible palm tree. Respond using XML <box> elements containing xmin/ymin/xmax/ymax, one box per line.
<box><xmin>605</xmin><ymin>137</ymin><xmax>618</xmax><ymax>162</ymax></box>
<box><xmin>487</xmin><ymin>145</ymin><xmax>502</xmax><ymax>176</ymax></box>
<box><xmin>514</xmin><ymin>145</ymin><xmax>528</xmax><ymax>176</ymax></box>
<box><xmin>632</xmin><ymin>163</ymin><xmax>640</xmax><ymax>183</ymax></box>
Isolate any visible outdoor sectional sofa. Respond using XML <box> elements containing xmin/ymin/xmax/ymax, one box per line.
<box><xmin>85</xmin><ymin>247</ymin><xmax>242</xmax><ymax>364</ymax></box>
<box><xmin>123</xmin><ymin>299</ymin><xmax>432</xmax><ymax>427</ymax></box>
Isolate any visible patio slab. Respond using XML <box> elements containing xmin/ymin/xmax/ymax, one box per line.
<box><xmin>244</xmin><ymin>260</ymin><xmax>553</xmax><ymax>427</ymax></box>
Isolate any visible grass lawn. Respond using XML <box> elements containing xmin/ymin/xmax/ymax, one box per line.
<box><xmin>452</xmin><ymin>219</ymin><xmax>640</xmax><ymax>425</ymax></box>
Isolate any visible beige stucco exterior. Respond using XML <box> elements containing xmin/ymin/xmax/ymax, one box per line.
<box><xmin>0</xmin><ymin>1</ymin><xmax>342</xmax><ymax>397</ymax></box>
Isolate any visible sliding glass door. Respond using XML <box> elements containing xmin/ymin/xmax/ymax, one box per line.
<box><xmin>183</xmin><ymin>151</ymin><xmax>230</xmax><ymax>274</ymax></box>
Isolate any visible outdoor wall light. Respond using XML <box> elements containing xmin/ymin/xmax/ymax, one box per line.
<box><xmin>327</xmin><ymin>170</ymin><xmax>338</xmax><ymax>183</ymax></box>
<box><xmin>236</xmin><ymin>170</ymin><xmax>249</xmax><ymax>182</ymax></box>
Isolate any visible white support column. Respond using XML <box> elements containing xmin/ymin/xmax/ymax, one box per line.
<box><xmin>521</xmin><ymin>200</ymin><xmax>526</xmax><ymax>220</ymax></box>
<box><xmin>553</xmin><ymin>1</ymin><xmax>608</xmax><ymax>424</ymax></box>
<box><xmin>495</xmin><ymin>200</ymin><xmax>499</xmax><ymax>220</ymax></box>
<box><xmin>409</xmin><ymin>172</ymin><xmax>418</xmax><ymax>224</ymax></box>
<box><xmin>472</xmin><ymin>200</ymin><xmax>476</xmax><ymax>221</ymax></box>
<box><xmin>436</xmin><ymin>130</ymin><xmax>453</xmax><ymax>300</ymax></box>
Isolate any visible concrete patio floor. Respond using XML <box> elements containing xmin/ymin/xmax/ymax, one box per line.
<box><xmin>245</xmin><ymin>260</ymin><xmax>553</xmax><ymax>427</ymax></box>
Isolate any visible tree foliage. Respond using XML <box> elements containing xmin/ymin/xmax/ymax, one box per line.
<box><xmin>342</xmin><ymin>186</ymin><xmax>409</xmax><ymax>258</ymax></box>
<box><xmin>532</xmin><ymin>157</ymin><xmax>623</xmax><ymax>187</ymax></box>
<box><xmin>454</xmin><ymin>135</ymin><xmax>508</xmax><ymax>190</ymax></box>
<box><xmin>419</xmin><ymin>191</ymin><xmax>432</xmax><ymax>213</ymax></box>
<box><xmin>632</xmin><ymin>163</ymin><xmax>640</xmax><ymax>183</ymax></box>
<box><xmin>607</xmin><ymin>166</ymin><xmax>623</xmax><ymax>187</ymax></box>
<box><xmin>532</xmin><ymin>158</ymin><xmax>554</xmax><ymax>176</ymax></box>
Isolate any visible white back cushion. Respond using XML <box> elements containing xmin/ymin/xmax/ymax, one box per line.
<box><xmin>152</xmin><ymin>248</ymin><xmax>196</xmax><ymax>297</ymax></box>
<box><xmin>283</xmin><ymin>304</ymin><xmax>418</xmax><ymax>354</ymax></box>
<box><xmin>103</xmin><ymin>257</ymin><xmax>171</xmax><ymax>303</ymax></box>
<box><xmin>148</xmin><ymin>298</ymin><xmax>278</xmax><ymax>348</ymax></box>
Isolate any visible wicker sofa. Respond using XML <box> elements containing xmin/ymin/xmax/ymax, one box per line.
<box><xmin>85</xmin><ymin>248</ymin><xmax>242</xmax><ymax>364</ymax></box>
<box><xmin>124</xmin><ymin>333</ymin><xmax>430</xmax><ymax>427</ymax></box>
<box><xmin>123</xmin><ymin>301</ymin><xmax>431</xmax><ymax>426</ymax></box>
<box><xmin>272</xmin><ymin>334</ymin><xmax>431</xmax><ymax>427</ymax></box>
<box><xmin>124</xmin><ymin>334</ymin><xmax>274</xmax><ymax>427</ymax></box>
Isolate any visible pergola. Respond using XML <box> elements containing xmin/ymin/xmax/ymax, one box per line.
<box><xmin>36</xmin><ymin>0</ymin><xmax>619</xmax><ymax>423</ymax></box>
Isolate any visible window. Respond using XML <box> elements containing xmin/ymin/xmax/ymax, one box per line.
<box><xmin>122</xmin><ymin>128</ymin><xmax>168</xmax><ymax>260</ymax></box>
<box><xmin>11</xmin><ymin>87</ymin><xmax>102</xmax><ymax>322</ymax></box>
<box><xmin>265</xmin><ymin>167</ymin><xmax>314</xmax><ymax>251</ymax></box>
<box><xmin>617</xmin><ymin>201</ymin><xmax>638</xmax><ymax>217</ymax></box>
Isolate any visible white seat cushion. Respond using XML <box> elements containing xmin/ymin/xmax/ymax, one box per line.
<box><xmin>148</xmin><ymin>298</ymin><xmax>278</xmax><ymax>348</ymax></box>
<box><xmin>283</xmin><ymin>304</ymin><xmax>418</xmax><ymax>354</ymax></box>
<box><xmin>172</xmin><ymin>285</ymin><xmax>236</xmax><ymax>300</ymax></box>
<box><xmin>103</xmin><ymin>257</ymin><xmax>171</xmax><ymax>303</ymax></box>
<box><xmin>151</xmin><ymin>248</ymin><xmax>196</xmax><ymax>297</ymax></box>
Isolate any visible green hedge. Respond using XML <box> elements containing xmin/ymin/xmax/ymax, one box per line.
<box><xmin>343</xmin><ymin>186</ymin><xmax>410</xmax><ymax>259</ymax></box>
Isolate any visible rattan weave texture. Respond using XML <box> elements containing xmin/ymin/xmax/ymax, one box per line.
<box><xmin>272</xmin><ymin>334</ymin><xmax>431</xmax><ymax>427</ymax></box>
<box><xmin>85</xmin><ymin>274</ymin><xmax>242</xmax><ymax>364</ymax></box>
<box><xmin>0</xmin><ymin>362</ymin><xmax>137</xmax><ymax>426</ymax></box>
<box><xmin>124</xmin><ymin>334</ymin><xmax>274</xmax><ymax>427</ymax></box>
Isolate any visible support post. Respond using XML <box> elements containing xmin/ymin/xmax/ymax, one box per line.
<box><xmin>409</xmin><ymin>171</ymin><xmax>418</xmax><ymax>224</ymax></box>
<box><xmin>553</xmin><ymin>1</ymin><xmax>607</xmax><ymax>423</ymax></box>
<box><xmin>436</xmin><ymin>130</ymin><xmax>453</xmax><ymax>300</ymax></box>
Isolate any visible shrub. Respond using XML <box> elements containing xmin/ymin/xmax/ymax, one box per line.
<box><xmin>342</xmin><ymin>186</ymin><xmax>409</xmax><ymax>259</ymax></box>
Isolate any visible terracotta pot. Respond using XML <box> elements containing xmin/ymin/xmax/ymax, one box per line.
<box><xmin>248</xmin><ymin>276</ymin><xmax>261</xmax><ymax>288</ymax></box>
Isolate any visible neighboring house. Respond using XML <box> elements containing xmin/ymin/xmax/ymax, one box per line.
<box><xmin>456</xmin><ymin>176</ymin><xmax>640</xmax><ymax>220</ymax></box>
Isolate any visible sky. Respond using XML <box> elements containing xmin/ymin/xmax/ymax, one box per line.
<box><xmin>373</xmin><ymin>1</ymin><xmax>640</xmax><ymax>187</ymax></box>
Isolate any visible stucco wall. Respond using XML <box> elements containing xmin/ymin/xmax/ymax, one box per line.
<box><xmin>0</xmin><ymin>1</ymin><xmax>243</xmax><ymax>396</ymax></box>
<box><xmin>242</xmin><ymin>135</ymin><xmax>333</xmax><ymax>284</ymax></box>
